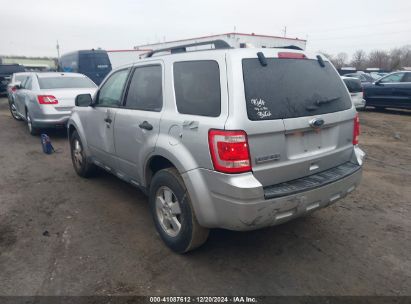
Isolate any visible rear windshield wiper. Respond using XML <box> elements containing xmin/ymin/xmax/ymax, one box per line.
<box><xmin>306</xmin><ymin>96</ymin><xmax>341</xmax><ymax>111</ymax></box>
<box><xmin>316</xmin><ymin>96</ymin><xmax>340</xmax><ymax>105</ymax></box>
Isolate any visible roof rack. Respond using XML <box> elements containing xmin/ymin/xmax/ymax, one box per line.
<box><xmin>145</xmin><ymin>39</ymin><xmax>232</xmax><ymax>58</ymax></box>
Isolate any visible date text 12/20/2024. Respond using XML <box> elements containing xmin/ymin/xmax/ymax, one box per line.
<box><xmin>149</xmin><ymin>296</ymin><xmax>258</xmax><ymax>303</ymax></box>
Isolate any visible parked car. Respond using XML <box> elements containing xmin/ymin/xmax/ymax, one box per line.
<box><xmin>58</xmin><ymin>49</ymin><xmax>112</xmax><ymax>85</ymax></box>
<box><xmin>0</xmin><ymin>64</ymin><xmax>26</xmax><ymax>94</ymax></box>
<box><xmin>68</xmin><ymin>47</ymin><xmax>364</xmax><ymax>253</ymax></box>
<box><xmin>7</xmin><ymin>72</ymin><xmax>31</xmax><ymax>103</ymax></box>
<box><xmin>11</xmin><ymin>72</ymin><xmax>97</xmax><ymax>135</ymax></box>
<box><xmin>363</xmin><ymin>71</ymin><xmax>411</xmax><ymax>110</ymax></box>
<box><xmin>344</xmin><ymin>72</ymin><xmax>375</xmax><ymax>84</ymax></box>
<box><xmin>342</xmin><ymin>76</ymin><xmax>365</xmax><ymax>109</ymax></box>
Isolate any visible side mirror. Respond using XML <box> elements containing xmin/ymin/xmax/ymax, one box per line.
<box><xmin>374</xmin><ymin>80</ymin><xmax>383</xmax><ymax>86</ymax></box>
<box><xmin>75</xmin><ymin>94</ymin><xmax>93</xmax><ymax>107</ymax></box>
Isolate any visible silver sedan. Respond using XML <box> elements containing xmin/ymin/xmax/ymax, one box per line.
<box><xmin>11</xmin><ymin>72</ymin><xmax>97</xmax><ymax>135</ymax></box>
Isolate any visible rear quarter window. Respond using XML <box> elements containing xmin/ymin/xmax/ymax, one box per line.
<box><xmin>242</xmin><ymin>58</ymin><xmax>352</xmax><ymax>120</ymax></box>
<box><xmin>173</xmin><ymin>60</ymin><xmax>221</xmax><ymax>117</ymax></box>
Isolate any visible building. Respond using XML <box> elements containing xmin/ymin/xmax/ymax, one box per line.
<box><xmin>0</xmin><ymin>56</ymin><xmax>57</xmax><ymax>71</ymax></box>
<box><xmin>134</xmin><ymin>32</ymin><xmax>307</xmax><ymax>52</ymax></box>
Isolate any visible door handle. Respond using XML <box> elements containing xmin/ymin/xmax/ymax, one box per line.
<box><xmin>104</xmin><ymin>117</ymin><xmax>112</xmax><ymax>124</ymax></box>
<box><xmin>139</xmin><ymin>121</ymin><xmax>153</xmax><ymax>131</ymax></box>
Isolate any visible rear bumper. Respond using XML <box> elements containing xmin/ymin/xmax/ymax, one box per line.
<box><xmin>182</xmin><ymin>148</ymin><xmax>365</xmax><ymax>231</ymax></box>
<box><xmin>31</xmin><ymin>114</ymin><xmax>70</xmax><ymax>128</ymax></box>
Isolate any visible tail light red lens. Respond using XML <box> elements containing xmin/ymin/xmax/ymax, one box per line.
<box><xmin>353</xmin><ymin>113</ymin><xmax>360</xmax><ymax>145</ymax></box>
<box><xmin>37</xmin><ymin>95</ymin><xmax>58</xmax><ymax>105</ymax></box>
<box><xmin>11</xmin><ymin>87</ymin><xmax>17</xmax><ymax>92</ymax></box>
<box><xmin>278</xmin><ymin>52</ymin><xmax>307</xmax><ymax>59</ymax></box>
<box><xmin>208</xmin><ymin>130</ymin><xmax>251</xmax><ymax>173</ymax></box>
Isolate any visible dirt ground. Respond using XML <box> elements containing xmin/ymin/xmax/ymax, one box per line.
<box><xmin>0</xmin><ymin>97</ymin><xmax>410</xmax><ymax>296</ymax></box>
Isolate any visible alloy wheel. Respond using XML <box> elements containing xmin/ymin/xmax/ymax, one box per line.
<box><xmin>72</xmin><ymin>139</ymin><xmax>83</xmax><ymax>170</ymax></box>
<box><xmin>155</xmin><ymin>186</ymin><xmax>182</xmax><ymax>237</ymax></box>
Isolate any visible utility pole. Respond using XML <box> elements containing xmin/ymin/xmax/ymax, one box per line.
<box><xmin>56</xmin><ymin>40</ymin><xmax>60</xmax><ymax>59</ymax></box>
<box><xmin>282</xmin><ymin>26</ymin><xmax>287</xmax><ymax>37</ymax></box>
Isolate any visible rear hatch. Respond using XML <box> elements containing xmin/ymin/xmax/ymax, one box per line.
<box><xmin>230</xmin><ymin>51</ymin><xmax>356</xmax><ymax>187</ymax></box>
<box><xmin>38</xmin><ymin>75</ymin><xmax>97</xmax><ymax>112</ymax></box>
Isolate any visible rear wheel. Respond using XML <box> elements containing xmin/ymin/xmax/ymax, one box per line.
<box><xmin>70</xmin><ymin>130</ymin><xmax>96</xmax><ymax>177</ymax></box>
<box><xmin>9</xmin><ymin>101</ymin><xmax>22</xmax><ymax>121</ymax></box>
<box><xmin>149</xmin><ymin>167</ymin><xmax>209</xmax><ymax>253</ymax></box>
<box><xmin>26</xmin><ymin>110</ymin><xmax>39</xmax><ymax>135</ymax></box>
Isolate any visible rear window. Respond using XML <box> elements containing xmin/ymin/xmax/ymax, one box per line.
<box><xmin>343</xmin><ymin>78</ymin><xmax>362</xmax><ymax>93</ymax></box>
<box><xmin>242</xmin><ymin>58</ymin><xmax>352</xmax><ymax>120</ymax></box>
<box><xmin>174</xmin><ymin>60</ymin><xmax>221</xmax><ymax>117</ymax></box>
<box><xmin>38</xmin><ymin>77</ymin><xmax>96</xmax><ymax>89</ymax></box>
<box><xmin>15</xmin><ymin>75</ymin><xmax>28</xmax><ymax>82</ymax></box>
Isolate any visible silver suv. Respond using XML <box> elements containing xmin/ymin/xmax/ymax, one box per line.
<box><xmin>68</xmin><ymin>47</ymin><xmax>365</xmax><ymax>253</ymax></box>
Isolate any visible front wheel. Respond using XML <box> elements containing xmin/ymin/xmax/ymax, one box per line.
<box><xmin>149</xmin><ymin>168</ymin><xmax>209</xmax><ymax>253</ymax></box>
<box><xmin>70</xmin><ymin>130</ymin><xmax>96</xmax><ymax>177</ymax></box>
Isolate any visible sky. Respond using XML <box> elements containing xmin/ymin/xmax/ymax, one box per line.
<box><xmin>1</xmin><ymin>0</ymin><xmax>411</xmax><ymax>58</ymax></box>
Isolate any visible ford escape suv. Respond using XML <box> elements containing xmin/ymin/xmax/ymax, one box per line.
<box><xmin>68</xmin><ymin>46</ymin><xmax>365</xmax><ymax>253</ymax></box>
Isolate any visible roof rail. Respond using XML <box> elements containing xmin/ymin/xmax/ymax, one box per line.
<box><xmin>145</xmin><ymin>39</ymin><xmax>232</xmax><ymax>58</ymax></box>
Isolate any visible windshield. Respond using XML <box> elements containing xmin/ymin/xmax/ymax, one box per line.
<box><xmin>38</xmin><ymin>77</ymin><xmax>96</xmax><ymax>89</ymax></box>
<box><xmin>242</xmin><ymin>58</ymin><xmax>352</xmax><ymax>120</ymax></box>
<box><xmin>79</xmin><ymin>53</ymin><xmax>111</xmax><ymax>71</ymax></box>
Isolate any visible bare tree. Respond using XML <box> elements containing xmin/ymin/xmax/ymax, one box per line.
<box><xmin>318</xmin><ymin>45</ymin><xmax>411</xmax><ymax>71</ymax></box>
<box><xmin>351</xmin><ymin>50</ymin><xmax>366</xmax><ymax>70</ymax></box>
<box><xmin>332</xmin><ymin>52</ymin><xmax>348</xmax><ymax>69</ymax></box>
<box><xmin>389</xmin><ymin>48</ymin><xmax>402</xmax><ymax>70</ymax></box>
<box><xmin>367</xmin><ymin>50</ymin><xmax>390</xmax><ymax>70</ymax></box>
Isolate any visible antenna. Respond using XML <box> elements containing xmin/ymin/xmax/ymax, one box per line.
<box><xmin>282</xmin><ymin>26</ymin><xmax>287</xmax><ymax>37</ymax></box>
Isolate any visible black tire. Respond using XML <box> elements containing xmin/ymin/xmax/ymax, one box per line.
<box><xmin>149</xmin><ymin>167</ymin><xmax>209</xmax><ymax>253</ymax></box>
<box><xmin>26</xmin><ymin>110</ymin><xmax>39</xmax><ymax>135</ymax></box>
<box><xmin>9</xmin><ymin>100</ymin><xmax>22</xmax><ymax>121</ymax></box>
<box><xmin>70</xmin><ymin>130</ymin><xmax>96</xmax><ymax>177</ymax></box>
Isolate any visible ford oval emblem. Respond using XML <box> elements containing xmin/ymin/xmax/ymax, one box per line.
<box><xmin>309</xmin><ymin>118</ymin><xmax>325</xmax><ymax>128</ymax></box>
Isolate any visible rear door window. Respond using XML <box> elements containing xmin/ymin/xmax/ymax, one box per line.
<box><xmin>242</xmin><ymin>58</ymin><xmax>352</xmax><ymax>120</ymax></box>
<box><xmin>173</xmin><ymin>60</ymin><xmax>221</xmax><ymax>117</ymax></box>
<box><xmin>401</xmin><ymin>73</ymin><xmax>411</xmax><ymax>83</ymax></box>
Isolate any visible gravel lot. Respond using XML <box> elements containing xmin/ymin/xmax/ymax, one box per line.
<box><xmin>0</xmin><ymin>97</ymin><xmax>410</xmax><ymax>296</ymax></box>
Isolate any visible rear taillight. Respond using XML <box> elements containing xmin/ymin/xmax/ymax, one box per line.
<box><xmin>278</xmin><ymin>52</ymin><xmax>307</xmax><ymax>59</ymax></box>
<box><xmin>353</xmin><ymin>113</ymin><xmax>360</xmax><ymax>145</ymax></box>
<box><xmin>208</xmin><ymin>130</ymin><xmax>251</xmax><ymax>174</ymax></box>
<box><xmin>11</xmin><ymin>87</ymin><xmax>17</xmax><ymax>92</ymax></box>
<box><xmin>37</xmin><ymin>95</ymin><xmax>58</xmax><ymax>105</ymax></box>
